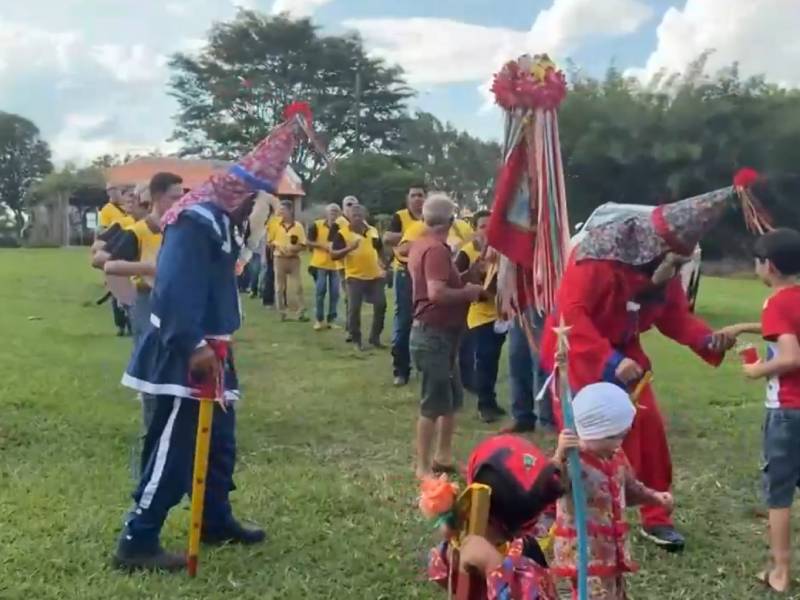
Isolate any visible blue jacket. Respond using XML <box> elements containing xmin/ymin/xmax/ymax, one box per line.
<box><xmin>122</xmin><ymin>202</ymin><xmax>241</xmax><ymax>401</ymax></box>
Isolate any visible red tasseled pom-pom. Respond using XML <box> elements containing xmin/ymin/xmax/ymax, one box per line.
<box><xmin>283</xmin><ymin>101</ymin><xmax>313</xmax><ymax>124</ymax></box>
<box><xmin>734</xmin><ymin>167</ymin><xmax>759</xmax><ymax>188</ymax></box>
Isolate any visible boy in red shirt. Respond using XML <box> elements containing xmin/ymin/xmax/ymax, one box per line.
<box><xmin>727</xmin><ymin>228</ymin><xmax>800</xmax><ymax>593</ymax></box>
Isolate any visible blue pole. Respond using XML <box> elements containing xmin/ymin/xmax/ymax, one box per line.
<box><xmin>555</xmin><ymin>321</ymin><xmax>588</xmax><ymax>600</ymax></box>
<box><xmin>560</xmin><ymin>380</ymin><xmax>589</xmax><ymax>600</ymax></box>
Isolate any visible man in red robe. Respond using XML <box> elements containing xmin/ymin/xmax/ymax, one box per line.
<box><xmin>541</xmin><ymin>186</ymin><xmax>741</xmax><ymax>552</ymax></box>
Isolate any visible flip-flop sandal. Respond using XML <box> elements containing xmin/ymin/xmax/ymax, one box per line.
<box><xmin>756</xmin><ymin>570</ymin><xmax>789</xmax><ymax>594</ymax></box>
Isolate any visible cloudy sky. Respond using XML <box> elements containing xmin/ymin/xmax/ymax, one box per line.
<box><xmin>1</xmin><ymin>0</ymin><xmax>797</xmax><ymax>164</ymax></box>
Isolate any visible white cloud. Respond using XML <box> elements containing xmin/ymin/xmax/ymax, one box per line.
<box><xmin>345</xmin><ymin>0</ymin><xmax>653</xmax><ymax>86</ymax></box>
<box><xmin>0</xmin><ymin>20</ymin><xmax>174</xmax><ymax>164</ymax></box>
<box><xmin>527</xmin><ymin>0</ymin><xmax>652</xmax><ymax>55</ymax></box>
<box><xmin>90</xmin><ymin>44</ymin><xmax>168</xmax><ymax>84</ymax></box>
<box><xmin>271</xmin><ymin>0</ymin><xmax>331</xmax><ymax>18</ymax></box>
<box><xmin>165</xmin><ymin>2</ymin><xmax>190</xmax><ymax>17</ymax></box>
<box><xmin>629</xmin><ymin>0</ymin><xmax>800</xmax><ymax>86</ymax></box>
<box><xmin>343</xmin><ymin>18</ymin><xmax>526</xmax><ymax>85</ymax></box>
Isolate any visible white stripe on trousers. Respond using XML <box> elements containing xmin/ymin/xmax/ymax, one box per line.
<box><xmin>139</xmin><ymin>397</ymin><xmax>182</xmax><ymax>510</ymax></box>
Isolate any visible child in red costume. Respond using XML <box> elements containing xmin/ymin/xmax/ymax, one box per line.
<box><xmin>424</xmin><ymin>435</ymin><xmax>564</xmax><ymax>599</ymax></box>
<box><xmin>553</xmin><ymin>382</ymin><xmax>673</xmax><ymax>599</ymax></box>
<box><xmin>541</xmin><ymin>185</ymin><xmax>749</xmax><ymax>551</ymax></box>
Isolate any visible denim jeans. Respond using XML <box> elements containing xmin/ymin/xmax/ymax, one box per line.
<box><xmin>129</xmin><ymin>289</ymin><xmax>157</xmax><ymax>430</ymax></box>
<box><xmin>261</xmin><ymin>252</ymin><xmax>275</xmax><ymax>306</ymax></box>
<box><xmin>391</xmin><ymin>268</ymin><xmax>413</xmax><ymax>379</ymax></box>
<box><xmin>314</xmin><ymin>268</ymin><xmax>340</xmax><ymax>323</ymax></box>
<box><xmin>472</xmin><ymin>322</ymin><xmax>507</xmax><ymax>412</ymax></box>
<box><xmin>508</xmin><ymin>311</ymin><xmax>553</xmax><ymax>427</ymax></box>
<box><xmin>247</xmin><ymin>253</ymin><xmax>262</xmax><ymax>296</ymax></box>
<box><xmin>459</xmin><ymin>329</ymin><xmax>476</xmax><ymax>393</ymax></box>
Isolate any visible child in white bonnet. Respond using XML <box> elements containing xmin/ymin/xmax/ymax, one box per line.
<box><xmin>551</xmin><ymin>382</ymin><xmax>674</xmax><ymax>599</ymax></box>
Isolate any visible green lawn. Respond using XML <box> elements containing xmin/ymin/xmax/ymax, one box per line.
<box><xmin>0</xmin><ymin>248</ymin><xmax>785</xmax><ymax>599</ymax></box>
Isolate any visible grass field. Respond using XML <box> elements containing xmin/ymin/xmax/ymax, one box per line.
<box><xmin>0</xmin><ymin>248</ymin><xmax>788</xmax><ymax>599</ymax></box>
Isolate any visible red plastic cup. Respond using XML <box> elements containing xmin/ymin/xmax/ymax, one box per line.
<box><xmin>739</xmin><ymin>345</ymin><xmax>759</xmax><ymax>365</ymax></box>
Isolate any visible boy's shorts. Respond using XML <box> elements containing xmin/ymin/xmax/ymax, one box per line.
<box><xmin>762</xmin><ymin>408</ymin><xmax>800</xmax><ymax>509</ymax></box>
<box><xmin>409</xmin><ymin>322</ymin><xmax>463</xmax><ymax>419</ymax></box>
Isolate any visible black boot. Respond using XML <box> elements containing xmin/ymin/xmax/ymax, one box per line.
<box><xmin>113</xmin><ymin>533</ymin><xmax>186</xmax><ymax>572</ymax></box>
<box><xmin>640</xmin><ymin>525</ymin><xmax>685</xmax><ymax>553</ymax></box>
<box><xmin>201</xmin><ymin>519</ymin><xmax>266</xmax><ymax>546</ymax></box>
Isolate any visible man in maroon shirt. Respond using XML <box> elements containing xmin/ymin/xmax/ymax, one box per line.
<box><xmin>408</xmin><ymin>193</ymin><xmax>485</xmax><ymax>478</ymax></box>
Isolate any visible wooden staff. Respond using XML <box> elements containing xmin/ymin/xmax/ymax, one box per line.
<box><xmin>187</xmin><ymin>341</ymin><xmax>226</xmax><ymax>578</ymax></box>
<box><xmin>631</xmin><ymin>371</ymin><xmax>653</xmax><ymax>407</ymax></box>
<box><xmin>453</xmin><ymin>483</ymin><xmax>491</xmax><ymax>600</ymax></box>
<box><xmin>553</xmin><ymin>316</ymin><xmax>589</xmax><ymax>600</ymax></box>
<box><xmin>187</xmin><ymin>398</ymin><xmax>214</xmax><ymax>577</ymax></box>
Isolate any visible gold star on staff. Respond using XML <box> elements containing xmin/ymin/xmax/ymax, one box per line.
<box><xmin>553</xmin><ymin>316</ymin><xmax>572</xmax><ymax>366</ymax></box>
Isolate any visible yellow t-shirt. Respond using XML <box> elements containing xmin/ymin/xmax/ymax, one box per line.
<box><xmin>337</xmin><ymin>225</ymin><xmax>382</xmax><ymax>281</ymax></box>
<box><xmin>391</xmin><ymin>208</ymin><xmax>422</xmax><ymax>268</ymax></box>
<box><xmin>400</xmin><ymin>218</ymin><xmax>475</xmax><ymax>255</ymax></box>
<box><xmin>308</xmin><ymin>219</ymin><xmax>338</xmax><ymax>270</ymax></box>
<box><xmin>272</xmin><ymin>221</ymin><xmax>306</xmax><ymax>258</ymax></box>
<box><xmin>265</xmin><ymin>215</ymin><xmax>281</xmax><ymax>244</ymax></box>
<box><xmin>459</xmin><ymin>241</ymin><xmax>497</xmax><ymax>329</ymax></box>
<box><xmin>335</xmin><ymin>215</ymin><xmax>350</xmax><ymax>228</ymax></box>
<box><xmin>98</xmin><ymin>202</ymin><xmax>134</xmax><ymax>229</ymax></box>
<box><xmin>128</xmin><ymin>219</ymin><xmax>162</xmax><ymax>288</ymax></box>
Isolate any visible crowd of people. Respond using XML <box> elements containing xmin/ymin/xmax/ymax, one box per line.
<box><xmin>87</xmin><ymin>135</ymin><xmax>800</xmax><ymax>598</ymax></box>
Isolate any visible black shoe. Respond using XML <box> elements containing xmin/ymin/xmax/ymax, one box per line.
<box><xmin>490</xmin><ymin>405</ymin><xmax>507</xmax><ymax>417</ymax></box>
<box><xmin>202</xmin><ymin>520</ymin><xmax>266</xmax><ymax>546</ymax></box>
<box><xmin>344</xmin><ymin>334</ymin><xmax>353</xmax><ymax>343</ymax></box>
<box><xmin>113</xmin><ymin>537</ymin><xmax>187</xmax><ymax>572</ymax></box>
<box><xmin>116</xmin><ymin>328</ymin><xmax>125</xmax><ymax>337</ymax></box>
<box><xmin>640</xmin><ymin>525</ymin><xmax>685</xmax><ymax>553</ymax></box>
<box><xmin>479</xmin><ymin>409</ymin><xmax>500</xmax><ymax>424</ymax></box>
<box><xmin>369</xmin><ymin>340</ymin><xmax>386</xmax><ymax>349</ymax></box>
<box><xmin>501</xmin><ymin>420</ymin><xmax>537</xmax><ymax>434</ymax></box>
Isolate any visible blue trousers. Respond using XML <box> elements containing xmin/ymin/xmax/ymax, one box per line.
<box><xmin>261</xmin><ymin>253</ymin><xmax>275</xmax><ymax>306</ymax></box>
<box><xmin>247</xmin><ymin>253</ymin><xmax>262</xmax><ymax>296</ymax></box>
<box><xmin>508</xmin><ymin>312</ymin><xmax>553</xmax><ymax>427</ymax></box>
<box><xmin>472</xmin><ymin>322</ymin><xmax>507</xmax><ymax>412</ymax></box>
<box><xmin>459</xmin><ymin>330</ymin><xmax>476</xmax><ymax>393</ymax></box>
<box><xmin>124</xmin><ymin>396</ymin><xmax>236</xmax><ymax>551</ymax></box>
<box><xmin>314</xmin><ymin>268</ymin><xmax>340</xmax><ymax>323</ymax></box>
<box><xmin>391</xmin><ymin>269</ymin><xmax>413</xmax><ymax>379</ymax></box>
<box><xmin>129</xmin><ymin>290</ymin><xmax>157</xmax><ymax>431</ymax></box>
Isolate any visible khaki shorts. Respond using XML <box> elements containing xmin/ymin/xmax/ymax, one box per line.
<box><xmin>409</xmin><ymin>322</ymin><xmax>464</xmax><ymax>419</ymax></box>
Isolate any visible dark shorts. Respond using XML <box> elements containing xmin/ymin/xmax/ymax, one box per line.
<box><xmin>762</xmin><ymin>408</ymin><xmax>800</xmax><ymax>508</ymax></box>
<box><xmin>409</xmin><ymin>322</ymin><xmax>463</xmax><ymax>419</ymax></box>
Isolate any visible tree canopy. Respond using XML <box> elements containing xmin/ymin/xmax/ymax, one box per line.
<box><xmin>396</xmin><ymin>111</ymin><xmax>500</xmax><ymax>210</ymax></box>
<box><xmin>559</xmin><ymin>55</ymin><xmax>800</xmax><ymax>258</ymax></box>
<box><xmin>169</xmin><ymin>11</ymin><xmax>413</xmax><ymax>183</ymax></box>
<box><xmin>0</xmin><ymin>112</ymin><xmax>53</xmax><ymax>237</ymax></box>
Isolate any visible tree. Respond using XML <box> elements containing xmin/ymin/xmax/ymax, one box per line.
<box><xmin>169</xmin><ymin>11</ymin><xmax>413</xmax><ymax>183</ymax></box>
<box><xmin>311</xmin><ymin>152</ymin><xmax>423</xmax><ymax>217</ymax></box>
<box><xmin>557</xmin><ymin>57</ymin><xmax>800</xmax><ymax>258</ymax></box>
<box><xmin>396</xmin><ymin>112</ymin><xmax>500</xmax><ymax>210</ymax></box>
<box><xmin>0</xmin><ymin>112</ymin><xmax>53</xmax><ymax>238</ymax></box>
<box><xmin>26</xmin><ymin>164</ymin><xmax>105</xmax><ymax>208</ymax></box>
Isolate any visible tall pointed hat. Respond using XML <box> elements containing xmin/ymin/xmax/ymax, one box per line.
<box><xmin>576</xmin><ymin>168</ymin><xmax>772</xmax><ymax>265</ymax></box>
<box><xmin>162</xmin><ymin>101</ymin><xmax>330</xmax><ymax>227</ymax></box>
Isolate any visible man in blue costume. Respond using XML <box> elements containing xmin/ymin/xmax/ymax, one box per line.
<box><xmin>113</xmin><ymin>102</ymin><xmax>323</xmax><ymax>571</ymax></box>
